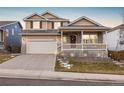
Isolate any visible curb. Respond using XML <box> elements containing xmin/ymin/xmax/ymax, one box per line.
<box><xmin>0</xmin><ymin>69</ymin><xmax>124</xmax><ymax>83</ymax></box>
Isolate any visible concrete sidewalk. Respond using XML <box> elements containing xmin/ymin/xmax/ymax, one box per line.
<box><xmin>0</xmin><ymin>69</ymin><xmax>124</xmax><ymax>83</ymax></box>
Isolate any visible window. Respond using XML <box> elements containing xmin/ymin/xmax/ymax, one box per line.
<box><xmin>33</xmin><ymin>21</ymin><xmax>40</xmax><ymax>29</ymax></box>
<box><xmin>12</xmin><ymin>29</ymin><xmax>15</xmax><ymax>36</ymax></box>
<box><xmin>15</xmin><ymin>25</ymin><xmax>17</xmax><ymax>29</ymax></box>
<box><xmin>62</xmin><ymin>22</ymin><xmax>69</xmax><ymax>26</ymax></box>
<box><xmin>63</xmin><ymin>36</ymin><xmax>67</xmax><ymax>43</ymax></box>
<box><xmin>6</xmin><ymin>29</ymin><xmax>9</xmax><ymax>37</ymax></box>
<box><xmin>54</xmin><ymin>22</ymin><xmax>61</xmax><ymax>29</ymax></box>
<box><xmin>83</xmin><ymin>34</ymin><xmax>98</xmax><ymax>43</ymax></box>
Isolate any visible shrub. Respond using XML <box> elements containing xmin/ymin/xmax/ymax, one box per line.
<box><xmin>6</xmin><ymin>45</ymin><xmax>21</xmax><ymax>53</ymax></box>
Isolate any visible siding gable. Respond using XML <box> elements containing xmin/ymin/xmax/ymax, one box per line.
<box><xmin>68</xmin><ymin>16</ymin><xmax>103</xmax><ymax>27</ymax></box>
<box><xmin>70</xmin><ymin>18</ymin><xmax>97</xmax><ymax>26</ymax></box>
<box><xmin>27</xmin><ymin>14</ymin><xmax>45</xmax><ymax>20</ymax></box>
<box><xmin>42</xmin><ymin>12</ymin><xmax>58</xmax><ymax>19</ymax></box>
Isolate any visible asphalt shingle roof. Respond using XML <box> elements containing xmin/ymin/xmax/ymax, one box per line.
<box><xmin>22</xmin><ymin>29</ymin><xmax>58</xmax><ymax>33</ymax></box>
<box><xmin>21</xmin><ymin>29</ymin><xmax>60</xmax><ymax>35</ymax></box>
<box><xmin>0</xmin><ymin>21</ymin><xmax>16</xmax><ymax>27</ymax></box>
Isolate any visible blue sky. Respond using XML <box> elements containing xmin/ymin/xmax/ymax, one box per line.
<box><xmin>0</xmin><ymin>7</ymin><xmax>124</xmax><ymax>28</ymax></box>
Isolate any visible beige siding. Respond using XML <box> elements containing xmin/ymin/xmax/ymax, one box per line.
<box><xmin>28</xmin><ymin>15</ymin><xmax>44</xmax><ymax>19</ymax></box>
<box><xmin>47</xmin><ymin>22</ymin><xmax>52</xmax><ymax>29</ymax></box>
<box><xmin>41</xmin><ymin>22</ymin><xmax>46</xmax><ymax>29</ymax></box>
<box><xmin>25</xmin><ymin>21</ymin><xmax>31</xmax><ymax>29</ymax></box>
<box><xmin>42</xmin><ymin>13</ymin><xmax>57</xmax><ymax>19</ymax></box>
<box><xmin>98</xmin><ymin>32</ymin><xmax>103</xmax><ymax>43</ymax></box>
<box><xmin>71</xmin><ymin>19</ymin><xmax>97</xmax><ymax>26</ymax></box>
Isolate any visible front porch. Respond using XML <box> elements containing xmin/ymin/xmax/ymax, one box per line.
<box><xmin>62</xmin><ymin>43</ymin><xmax>107</xmax><ymax>51</ymax></box>
<box><xmin>59</xmin><ymin>31</ymin><xmax>107</xmax><ymax>57</ymax></box>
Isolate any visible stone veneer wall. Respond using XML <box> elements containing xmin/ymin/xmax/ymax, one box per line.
<box><xmin>60</xmin><ymin>50</ymin><xmax>108</xmax><ymax>58</ymax></box>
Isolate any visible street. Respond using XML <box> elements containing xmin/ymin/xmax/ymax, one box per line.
<box><xmin>0</xmin><ymin>77</ymin><xmax>124</xmax><ymax>86</ymax></box>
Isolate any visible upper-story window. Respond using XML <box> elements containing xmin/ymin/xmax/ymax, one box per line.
<box><xmin>6</xmin><ymin>29</ymin><xmax>9</xmax><ymax>37</ymax></box>
<box><xmin>33</xmin><ymin>21</ymin><xmax>40</xmax><ymax>29</ymax></box>
<box><xmin>12</xmin><ymin>29</ymin><xmax>15</xmax><ymax>36</ymax></box>
<box><xmin>15</xmin><ymin>25</ymin><xmax>17</xmax><ymax>29</ymax></box>
<box><xmin>54</xmin><ymin>22</ymin><xmax>61</xmax><ymax>29</ymax></box>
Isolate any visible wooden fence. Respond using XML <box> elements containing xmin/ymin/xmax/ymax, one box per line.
<box><xmin>108</xmin><ymin>51</ymin><xmax>124</xmax><ymax>61</ymax></box>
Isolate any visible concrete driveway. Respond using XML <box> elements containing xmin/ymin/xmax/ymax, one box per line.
<box><xmin>0</xmin><ymin>54</ymin><xmax>56</xmax><ymax>71</ymax></box>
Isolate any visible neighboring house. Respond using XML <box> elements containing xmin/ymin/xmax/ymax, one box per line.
<box><xmin>106</xmin><ymin>24</ymin><xmax>124</xmax><ymax>51</ymax></box>
<box><xmin>21</xmin><ymin>11</ymin><xmax>110</xmax><ymax>57</ymax></box>
<box><xmin>0</xmin><ymin>21</ymin><xmax>22</xmax><ymax>52</ymax></box>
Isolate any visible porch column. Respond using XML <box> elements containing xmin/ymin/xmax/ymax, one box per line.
<box><xmin>81</xmin><ymin>31</ymin><xmax>83</xmax><ymax>51</ymax></box>
<box><xmin>105</xmin><ymin>31</ymin><xmax>108</xmax><ymax>52</ymax></box>
<box><xmin>61</xmin><ymin>31</ymin><xmax>63</xmax><ymax>51</ymax></box>
<box><xmin>45</xmin><ymin>19</ymin><xmax>48</xmax><ymax>30</ymax></box>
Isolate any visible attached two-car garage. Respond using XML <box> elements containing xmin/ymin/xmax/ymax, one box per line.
<box><xmin>26</xmin><ymin>39</ymin><xmax>57</xmax><ymax>54</ymax></box>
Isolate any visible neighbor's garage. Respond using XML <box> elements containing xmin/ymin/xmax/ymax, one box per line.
<box><xmin>26</xmin><ymin>39</ymin><xmax>57</xmax><ymax>54</ymax></box>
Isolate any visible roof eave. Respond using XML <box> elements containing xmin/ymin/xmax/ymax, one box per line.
<box><xmin>20</xmin><ymin>33</ymin><xmax>60</xmax><ymax>36</ymax></box>
<box><xmin>59</xmin><ymin>27</ymin><xmax>110</xmax><ymax>30</ymax></box>
<box><xmin>0</xmin><ymin>21</ymin><xmax>22</xmax><ymax>29</ymax></box>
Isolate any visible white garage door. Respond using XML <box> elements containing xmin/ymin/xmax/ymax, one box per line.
<box><xmin>26</xmin><ymin>40</ymin><xmax>57</xmax><ymax>54</ymax></box>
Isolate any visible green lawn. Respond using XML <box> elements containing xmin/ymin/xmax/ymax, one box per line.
<box><xmin>55</xmin><ymin>58</ymin><xmax>124</xmax><ymax>75</ymax></box>
<box><xmin>0</xmin><ymin>54</ymin><xmax>15</xmax><ymax>64</ymax></box>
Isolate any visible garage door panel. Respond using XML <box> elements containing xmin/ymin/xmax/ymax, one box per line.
<box><xmin>27</xmin><ymin>41</ymin><xmax>57</xmax><ymax>54</ymax></box>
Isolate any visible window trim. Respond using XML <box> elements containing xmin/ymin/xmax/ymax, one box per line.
<box><xmin>30</xmin><ymin>21</ymin><xmax>33</xmax><ymax>29</ymax></box>
<box><xmin>40</xmin><ymin>21</ymin><xmax>42</xmax><ymax>29</ymax></box>
<box><xmin>54</xmin><ymin>22</ymin><xmax>61</xmax><ymax>29</ymax></box>
<box><xmin>83</xmin><ymin>34</ymin><xmax>98</xmax><ymax>43</ymax></box>
<box><xmin>6</xmin><ymin>29</ymin><xmax>9</xmax><ymax>37</ymax></box>
<box><xmin>12</xmin><ymin>29</ymin><xmax>15</xmax><ymax>36</ymax></box>
<box><xmin>32</xmin><ymin>21</ymin><xmax>40</xmax><ymax>29</ymax></box>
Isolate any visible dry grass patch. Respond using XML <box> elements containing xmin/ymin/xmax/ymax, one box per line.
<box><xmin>0</xmin><ymin>54</ymin><xmax>16</xmax><ymax>64</ymax></box>
<box><xmin>55</xmin><ymin>58</ymin><xmax>124</xmax><ymax>75</ymax></box>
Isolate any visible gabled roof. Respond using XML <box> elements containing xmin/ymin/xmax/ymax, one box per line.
<box><xmin>107</xmin><ymin>24</ymin><xmax>124</xmax><ymax>33</ymax></box>
<box><xmin>112</xmin><ymin>24</ymin><xmax>124</xmax><ymax>30</ymax></box>
<box><xmin>40</xmin><ymin>11</ymin><xmax>69</xmax><ymax>21</ymax></box>
<box><xmin>40</xmin><ymin>11</ymin><xmax>61</xmax><ymax>19</ymax></box>
<box><xmin>23</xmin><ymin>12</ymin><xmax>69</xmax><ymax>22</ymax></box>
<box><xmin>23</xmin><ymin>13</ymin><xmax>48</xmax><ymax>21</ymax></box>
<box><xmin>0</xmin><ymin>21</ymin><xmax>22</xmax><ymax>28</ymax></box>
<box><xmin>0</xmin><ymin>21</ymin><xmax>16</xmax><ymax>26</ymax></box>
<box><xmin>67</xmin><ymin>16</ymin><xmax>103</xmax><ymax>27</ymax></box>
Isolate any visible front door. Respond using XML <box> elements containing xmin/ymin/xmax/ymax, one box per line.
<box><xmin>70</xmin><ymin>35</ymin><xmax>76</xmax><ymax>48</ymax></box>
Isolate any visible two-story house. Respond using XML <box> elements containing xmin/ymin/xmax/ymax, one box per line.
<box><xmin>21</xmin><ymin>11</ymin><xmax>110</xmax><ymax>57</ymax></box>
<box><xmin>21</xmin><ymin>11</ymin><xmax>69</xmax><ymax>54</ymax></box>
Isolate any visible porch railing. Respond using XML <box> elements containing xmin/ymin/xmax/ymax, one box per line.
<box><xmin>61</xmin><ymin>43</ymin><xmax>107</xmax><ymax>51</ymax></box>
<box><xmin>83</xmin><ymin>43</ymin><xmax>107</xmax><ymax>50</ymax></box>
